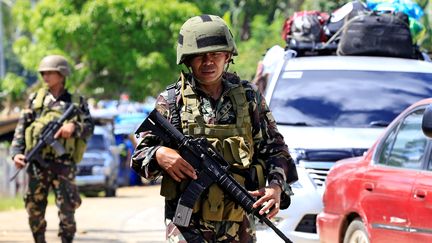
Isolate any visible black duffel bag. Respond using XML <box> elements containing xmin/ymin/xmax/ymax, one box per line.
<box><xmin>337</xmin><ymin>11</ymin><xmax>415</xmax><ymax>59</ymax></box>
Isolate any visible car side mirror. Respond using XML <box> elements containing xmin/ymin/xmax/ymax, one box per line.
<box><xmin>422</xmin><ymin>104</ymin><xmax>432</xmax><ymax>138</ymax></box>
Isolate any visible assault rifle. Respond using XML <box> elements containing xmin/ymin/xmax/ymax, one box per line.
<box><xmin>136</xmin><ymin>109</ymin><xmax>293</xmax><ymax>243</ymax></box>
<box><xmin>10</xmin><ymin>104</ymin><xmax>77</xmax><ymax>181</ymax></box>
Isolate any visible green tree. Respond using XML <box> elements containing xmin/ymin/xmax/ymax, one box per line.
<box><xmin>0</xmin><ymin>72</ymin><xmax>25</xmax><ymax>115</ymax></box>
<box><xmin>5</xmin><ymin>0</ymin><xmax>432</xmax><ymax>105</ymax></box>
<box><xmin>12</xmin><ymin>0</ymin><xmax>199</xmax><ymax>100</ymax></box>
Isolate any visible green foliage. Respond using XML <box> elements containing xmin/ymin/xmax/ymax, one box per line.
<box><xmin>12</xmin><ymin>0</ymin><xmax>200</xmax><ymax>100</ymax></box>
<box><xmin>0</xmin><ymin>72</ymin><xmax>26</xmax><ymax>100</ymax></box>
<box><xmin>419</xmin><ymin>1</ymin><xmax>432</xmax><ymax>52</ymax></box>
<box><xmin>232</xmin><ymin>15</ymin><xmax>285</xmax><ymax>80</ymax></box>
<box><xmin>302</xmin><ymin>0</ymin><xmax>346</xmax><ymax>12</ymax></box>
<box><xmin>3</xmin><ymin>0</ymin><xmax>432</xmax><ymax>104</ymax></box>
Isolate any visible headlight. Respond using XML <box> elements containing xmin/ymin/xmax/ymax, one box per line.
<box><xmin>92</xmin><ymin>166</ymin><xmax>105</xmax><ymax>175</ymax></box>
<box><xmin>289</xmin><ymin>148</ymin><xmax>306</xmax><ymax>163</ymax></box>
<box><xmin>291</xmin><ymin>166</ymin><xmax>317</xmax><ymax>191</ymax></box>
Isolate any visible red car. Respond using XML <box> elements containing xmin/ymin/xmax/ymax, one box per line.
<box><xmin>317</xmin><ymin>98</ymin><xmax>432</xmax><ymax>243</ymax></box>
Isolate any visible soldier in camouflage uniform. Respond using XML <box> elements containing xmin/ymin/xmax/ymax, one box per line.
<box><xmin>10</xmin><ymin>55</ymin><xmax>94</xmax><ymax>243</ymax></box>
<box><xmin>131</xmin><ymin>15</ymin><xmax>297</xmax><ymax>242</ymax></box>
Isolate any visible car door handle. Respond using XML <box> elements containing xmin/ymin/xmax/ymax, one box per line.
<box><xmin>414</xmin><ymin>189</ymin><xmax>426</xmax><ymax>199</ymax></box>
<box><xmin>364</xmin><ymin>182</ymin><xmax>374</xmax><ymax>191</ymax></box>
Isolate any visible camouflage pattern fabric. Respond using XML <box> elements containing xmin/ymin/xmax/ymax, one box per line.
<box><xmin>131</xmin><ymin>72</ymin><xmax>295</xmax><ymax>241</ymax></box>
<box><xmin>25</xmin><ymin>158</ymin><xmax>81</xmax><ymax>239</ymax></box>
<box><xmin>10</xmin><ymin>89</ymin><xmax>94</xmax><ymax>240</ymax></box>
<box><xmin>11</xmin><ymin>89</ymin><xmax>94</xmax><ymax>158</ymax></box>
<box><xmin>166</xmin><ymin>215</ymin><xmax>256</xmax><ymax>243</ymax></box>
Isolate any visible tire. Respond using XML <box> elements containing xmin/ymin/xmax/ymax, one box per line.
<box><xmin>104</xmin><ymin>176</ymin><xmax>117</xmax><ymax>197</ymax></box>
<box><xmin>104</xmin><ymin>187</ymin><xmax>116</xmax><ymax>197</ymax></box>
<box><xmin>343</xmin><ymin>218</ymin><xmax>370</xmax><ymax>243</ymax></box>
<box><xmin>82</xmin><ymin>191</ymin><xmax>99</xmax><ymax>197</ymax></box>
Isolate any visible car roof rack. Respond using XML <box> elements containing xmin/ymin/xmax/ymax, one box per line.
<box><xmin>282</xmin><ymin>3</ymin><xmax>431</xmax><ymax>62</ymax></box>
<box><xmin>285</xmin><ymin>39</ymin><xmax>431</xmax><ymax>62</ymax></box>
<box><xmin>286</xmin><ymin>39</ymin><xmax>337</xmax><ymax>57</ymax></box>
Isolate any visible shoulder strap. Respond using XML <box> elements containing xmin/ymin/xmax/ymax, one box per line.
<box><xmin>33</xmin><ymin>88</ymin><xmax>47</xmax><ymax>110</ymax></box>
<box><xmin>71</xmin><ymin>93</ymin><xmax>82</xmax><ymax>105</ymax></box>
<box><xmin>242</xmin><ymin>80</ymin><xmax>262</xmax><ymax>115</ymax></box>
<box><xmin>166</xmin><ymin>83</ymin><xmax>181</xmax><ymax>131</ymax></box>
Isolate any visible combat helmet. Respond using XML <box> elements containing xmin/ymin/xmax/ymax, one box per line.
<box><xmin>177</xmin><ymin>14</ymin><xmax>238</xmax><ymax>64</ymax></box>
<box><xmin>38</xmin><ymin>55</ymin><xmax>70</xmax><ymax>77</ymax></box>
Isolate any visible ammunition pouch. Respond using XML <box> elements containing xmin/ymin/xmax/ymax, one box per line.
<box><xmin>244</xmin><ymin>163</ymin><xmax>266</xmax><ymax>191</ymax></box>
<box><xmin>72</xmin><ymin>138</ymin><xmax>87</xmax><ymax>163</ymax></box>
<box><xmin>25</xmin><ymin>88</ymin><xmax>87</xmax><ymax>163</ymax></box>
<box><xmin>201</xmin><ymin>173</ymin><xmax>245</xmax><ymax>222</ymax></box>
<box><xmin>160</xmin><ymin>78</ymin><xmax>267</xmax><ymax>222</ymax></box>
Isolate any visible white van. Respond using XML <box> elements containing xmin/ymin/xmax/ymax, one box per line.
<box><xmin>256</xmin><ymin>47</ymin><xmax>432</xmax><ymax>243</ymax></box>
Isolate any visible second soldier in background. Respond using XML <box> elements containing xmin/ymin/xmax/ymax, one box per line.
<box><xmin>10</xmin><ymin>55</ymin><xmax>94</xmax><ymax>243</ymax></box>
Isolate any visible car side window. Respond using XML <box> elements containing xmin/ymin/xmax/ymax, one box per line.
<box><xmin>378</xmin><ymin>109</ymin><xmax>426</xmax><ymax>170</ymax></box>
<box><xmin>378</xmin><ymin>127</ymin><xmax>397</xmax><ymax>165</ymax></box>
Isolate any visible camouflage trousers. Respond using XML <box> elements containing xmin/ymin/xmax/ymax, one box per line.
<box><xmin>24</xmin><ymin>159</ymin><xmax>81</xmax><ymax>239</ymax></box>
<box><xmin>166</xmin><ymin>214</ymin><xmax>256</xmax><ymax>243</ymax></box>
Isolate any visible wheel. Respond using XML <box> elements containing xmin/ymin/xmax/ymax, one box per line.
<box><xmin>104</xmin><ymin>187</ymin><xmax>116</xmax><ymax>197</ymax></box>
<box><xmin>343</xmin><ymin>218</ymin><xmax>370</xmax><ymax>243</ymax></box>
<box><xmin>82</xmin><ymin>190</ymin><xmax>99</xmax><ymax>197</ymax></box>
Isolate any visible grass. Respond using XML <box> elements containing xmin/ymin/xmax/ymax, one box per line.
<box><xmin>0</xmin><ymin>193</ymin><xmax>56</xmax><ymax>212</ymax></box>
<box><xmin>0</xmin><ymin>196</ymin><xmax>24</xmax><ymax>211</ymax></box>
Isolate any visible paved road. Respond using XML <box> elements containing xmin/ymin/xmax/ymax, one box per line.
<box><xmin>0</xmin><ymin>185</ymin><xmax>165</xmax><ymax>243</ymax></box>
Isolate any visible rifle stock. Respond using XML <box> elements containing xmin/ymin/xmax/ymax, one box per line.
<box><xmin>10</xmin><ymin>104</ymin><xmax>77</xmax><ymax>181</ymax></box>
<box><xmin>136</xmin><ymin>109</ymin><xmax>293</xmax><ymax>243</ymax></box>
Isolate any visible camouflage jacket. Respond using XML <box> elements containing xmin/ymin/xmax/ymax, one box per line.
<box><xmin>10</xmin><ymin>88</ymin><xmax>94</xmax><ymax>160</ymax></box>
<box><xmin>132</xmin><ymin>72</ymin><xmax>297</xmax><ymax>192</ymax></box>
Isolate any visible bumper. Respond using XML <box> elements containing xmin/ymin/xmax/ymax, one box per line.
<box><xmin>257</xmin><ymin>227</ymin><xmax>319</xmax><ymax>243</ymax></box>
<box><xmin>317</xmin><ymin>211</ymin><xmax>344</xmax><ymax>243</ymax></box>
<box><xmin>76</xmin><ymin>175</ymin><xmax>106</xmax><ymax>188</ymax></box>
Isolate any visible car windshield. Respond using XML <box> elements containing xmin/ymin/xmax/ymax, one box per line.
<box><xmin>269</xmin><ymin>70</ymin><xmax>432</xmax><ymax>127</ymax></box>
<box><xmin>86</xmin><ymin>134</ymin><xmax>106</xmax><ymax>151</ymax></box>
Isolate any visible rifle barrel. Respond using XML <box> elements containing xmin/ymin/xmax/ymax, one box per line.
<box><xmin>139</xmin><ymin>109</ymin><xmax>293</xmax><ymax>243</ymax></box>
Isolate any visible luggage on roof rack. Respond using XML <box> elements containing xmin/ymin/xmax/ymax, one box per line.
<box><xmin>281</xmin><ymin>1</ymin><xmax>424</xmax><ymax>59</ymax></box>
<box><xmin>281</xmin><ymin>11</ymin><xmax>335</xmax><ymax>56</ymax></box>
<box><xmin>325</xmin><ymin>0</ymin><xmax>368</xmax><ymax>39</ymax></box>
<box><xmin>336</xmin><ymin>11</ymin><xmax>416</xmax><ymax>59</ymax></box>
<box><xmin>282</xmin><ymin>11</ymin><xmax>329</xmax><ymax>43</ymax></box>
<box><xmin>287</xmin><ymin>39</ymin><xmax>338</xmax><ymax>56</ymax></box>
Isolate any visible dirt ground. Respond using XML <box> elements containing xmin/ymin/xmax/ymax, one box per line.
<box><xmin>0</xmin><ymin>185</ymin><xmax>165</xmax><ymax>243</ymax></box>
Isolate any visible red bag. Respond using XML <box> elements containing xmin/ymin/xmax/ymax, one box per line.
<box><xmin>282</xmin><ymin>11</ymin><xmax>329</xmax><ymax>43</ymax></box>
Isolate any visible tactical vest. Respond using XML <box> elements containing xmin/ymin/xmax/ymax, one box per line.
<box><xmin>24</xmin><ymin>88</ymin><xmax>87</xmax><ymax>163</ymax></box>
<box><xmin>161</xmin><ymin>78</ymin><xmax>265</xmax><ymax>222</ymax></box>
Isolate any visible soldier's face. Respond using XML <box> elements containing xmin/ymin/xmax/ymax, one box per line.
<box><xmin>189</xmin><ymin>52</ymin><xmax>230</xmax><ymax>84</ymax></box>
<box><xmin>40</xmin><ymin>71</ymin><xmax>64</xmax><ymax>88</ymax></box>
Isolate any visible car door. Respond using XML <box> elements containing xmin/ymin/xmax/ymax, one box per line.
<box><xmin>362</xmin><ymin>108</ymin><xmax>426</xmax><ymax>242</ymax></box>
<box><xmin>408</xmin><ymin>153</ymin><xmax>432</xmax><ymax>241</ymax></box>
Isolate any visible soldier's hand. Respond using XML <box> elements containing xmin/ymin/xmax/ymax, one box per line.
<box><xmin>54</xmin><ymin>122</ymin><xmax>75</xmax><ymax>139</ymax></box>
<box><xmin>13</xmin><ymin>154</ymin><xmax>26</xmax><ymax>169</ymax></box>
<box><xmin>249</xmin><ymin>183</ymin><xmax>282</xmax><ymax>219</ymax></box>
<box><xmin>155</xmin><ymin>146</ymin><xmax>197</xmax><ymax>182</ymax></box>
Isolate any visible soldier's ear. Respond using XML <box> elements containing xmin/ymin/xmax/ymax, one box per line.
<box><xmin>224</xmin><ymin>53</ymin><xmax>232</xmax><ymax>63</ymax></box>
<box><xmin>183</xmin><ymin>57</ymin><xmax>191</xmax><ymax>67</ymax></box>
